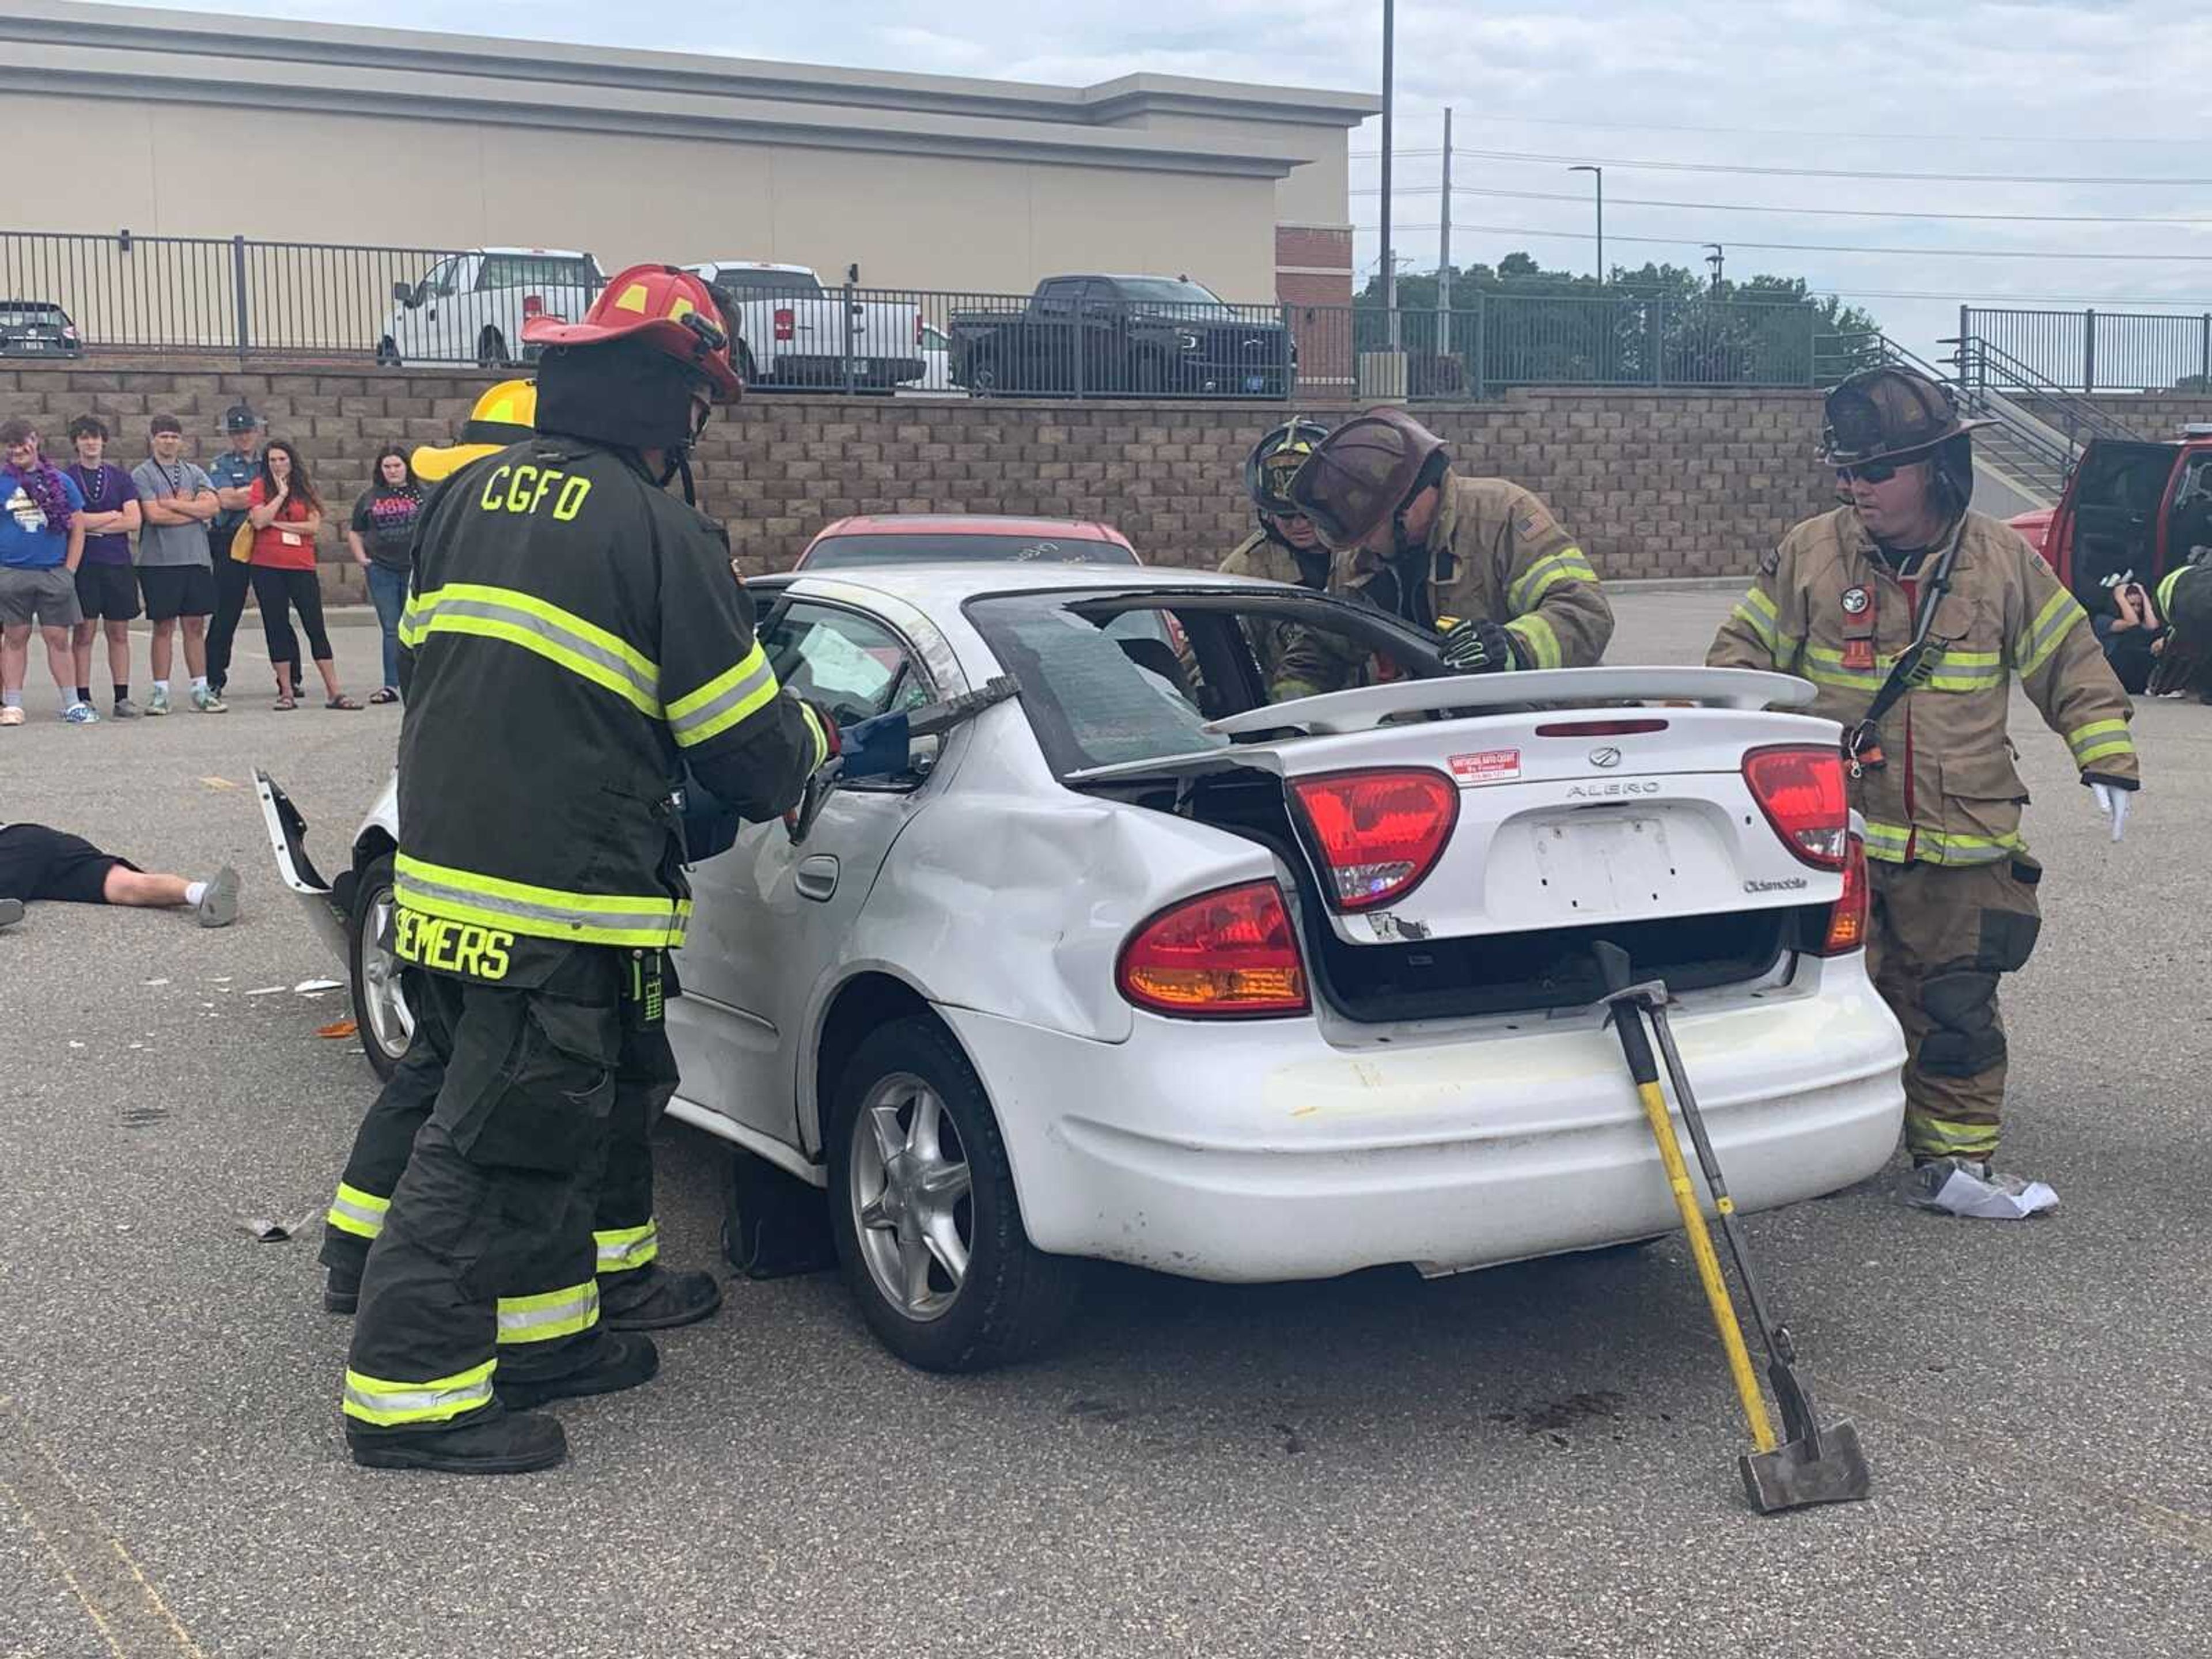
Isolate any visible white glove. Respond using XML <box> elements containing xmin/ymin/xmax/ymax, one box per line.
<box><xmin>2089</xmin><ymin>781</ymin><xmax>2130</xmax><ymax>843</ymax></box>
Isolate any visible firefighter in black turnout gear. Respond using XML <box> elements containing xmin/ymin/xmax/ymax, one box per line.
<box><xmin>340</xmin><ymin>264</ymin><xmax>835</xmax><ymax>1475</ymax></box>
<box><xmin>1218</xmin><ymin>418</ymin><xmax>1332</xmax><ymax>688</ymax></box>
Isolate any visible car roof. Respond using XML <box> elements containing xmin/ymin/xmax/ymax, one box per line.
<box><xmin>688</xmin><ymin>260</ymin><xmax>816</xmax><ymax>275</ymax></box>
<box><xmin>475</xmin><ymin>247</ymin><xmax>593</xmax><ymax>259</ymax></box>
<box><xmin>813</xmin><ymin>515</ymin><xmax>1130</xmax><ymax>544</ymax></box>
<box><xmin>0</xmin><ymin>299</ymin><xmax>65</xmax><ymax>310</ymax></box>
<box><xmin>768</xmin><ymin>563</ymin><xmax>1276</xmax><ymax>607</ymax></box>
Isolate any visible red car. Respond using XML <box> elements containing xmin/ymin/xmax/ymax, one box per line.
<box><xmin>794</xmin><ymin>514</ymin><xmax>1139</xmax><ymax>570</ymax></box>
<box><xmin>2009</xmin><ymin>427</ymin><xmax>2212</xmax><ymax>603</ymax></box>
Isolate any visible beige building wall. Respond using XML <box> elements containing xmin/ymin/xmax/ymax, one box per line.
<box><xmin>1102</xmin><ymin>110</ymin><xmax>1352</xmax><ymax>230</ymax></box>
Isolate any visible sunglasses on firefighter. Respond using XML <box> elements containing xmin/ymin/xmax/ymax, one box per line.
<box><xmin>1833</xmin><ymin>447</ymin><xmax>1934</xmax><ymax>486</ymax></box>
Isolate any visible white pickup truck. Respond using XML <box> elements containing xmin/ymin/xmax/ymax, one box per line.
<box><xmin>376</xmin><ymin>247</ymin><xmax>603</xmax><ymax>369</ymax></box>
<box><xmin>685</xmin><ymin>261</ymin><xmax>925</xmax><ymax>392</ymax></box>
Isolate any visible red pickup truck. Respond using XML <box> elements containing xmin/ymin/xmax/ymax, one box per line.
<box><xmin>2009</xmin><ymin>426</ymin><xmax>2212</xmax><ymax>603</ymax></box>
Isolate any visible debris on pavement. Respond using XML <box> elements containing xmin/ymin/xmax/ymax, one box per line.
<box><xmin>1922</xmin><ymin>1166</ymin><xmax>2059</xmax><ymax>1220</ymax></box>
<box><xmin>294</xmin><ymin>978</ymin><xmax>342</xmax><ymax>994</ymax></box>
<box><xmin>317</xmin><ymin>1018</ymin><xmax>359</xmax><ymax>1040</ymax></box>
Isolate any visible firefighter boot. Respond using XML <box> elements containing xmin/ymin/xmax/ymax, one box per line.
<box><xmin>600</xmin><ymin>1264</ymin><xmax>725</xmax><ymax>1331</ymax></box>
<box><xmin>494</xmin><ymin>1332</ymin><xmax>661</xmax><ymax>1411</ymax></box>
<box><xmin>348</xmin><ymin>1407</ymin><xmax>567</xmax><ymax>1475</ymax></box>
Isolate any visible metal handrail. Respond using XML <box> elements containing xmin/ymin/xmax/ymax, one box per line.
<box><xmin>1946</xmin><ymin>334</ymin><xmax>2142</xmax><ymax>446</ymax></box>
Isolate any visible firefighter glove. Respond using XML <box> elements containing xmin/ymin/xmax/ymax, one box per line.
<box><xmin>2087</xmin><ymin>777</ymin><xmax>2133</xmax><ymax>843</ymax></box>
<box><xmin>838</xmin><ymin>709</ymin><xmax>913</xmax><ymax>781</ymax></box>
<box><xmin>1441</xmin><ymin>616</ymin><xmax>1518</xmax><ymax>675</ymax></box>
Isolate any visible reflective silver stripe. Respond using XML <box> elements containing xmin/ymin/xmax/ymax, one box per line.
<box><xmin>406</xmin><ymin>592</ymin><xmax>661</xmax><ymax>710</ymax></box>
<box><xmin>343</xmin><ymin>1372</ymin><xmax>494</xmax><ymax>1422</ymax></box>
<box><xmin>395</xmin><ymin>866</ymin><xmax>680</xmax><ymax>938</ymax></box>
<box><xmin>596</xmin><ymin>1221</ymin><xmax>660</xmax><ymax>1272</ymax></box>
<box><xmin>496</xmin><ymin>1282</ymin><xmax>600</xmax><ymax>1342</ymax></box>
<box><xmin>328</xmin><ymin>1192</ymin><xmax>385</xmax><ymax>1236</ymax></box>
<box><xmin>665</xmin><ymin>655</ymin><xmax>778</xmax><ymax>745</ymax></box>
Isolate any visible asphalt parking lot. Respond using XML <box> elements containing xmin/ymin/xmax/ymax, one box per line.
<box><xmin>3</xmin><ymin>588</ymin><xmax>2208</xmax><ymax>1659</ymax></box>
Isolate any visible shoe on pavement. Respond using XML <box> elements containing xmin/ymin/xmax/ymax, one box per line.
<box><xmin>1898</xmin><ymin>1156</ymin><xmax>1994</xmax><ymax>1211</ymax></box>
<box><xmin>324</xmin><ymin>1266</ymin><xmax>359</xmax><ymax>1315</ymax></box>
<box><xmin>111</xmin><ymin>696</ymin><xmax>139</xmax><ymax>718</ymax></box>
<box><xmin>494</xmin><ymin>1332</ymin><xmax>660</xmax><ymax>1411</ymax></box>
<box><xmin>196</xmin><ymin>865</ymin><xmax>240</xmax><ymax>929</ymax></box>
<box><xmin>0</xmin><ymin>706</ymin><xmax>21</xmax><ymax>727</ymax></box>
<box><xmin>0</xmin><ymin>897</ymin><xmax>22</xmax><ymax>930</ymax></box>
<box><xmin>600</xmin><ymin>1265</ymin><xmax>725</xmax><ymax>1331</ymax></box>
<box><xmin>146</xmin><ymin>686</ymin><xmax>171</xmax><ymax>716</ymax></box>
<box><xmin>348</xmin><ymin>1407</ymin><xmax>566</xmax><ymax>1475</ymax></box>
<box><xmin>192</xmin><ymin>686</ymin><xmax>228</xmax><ymax>714</ymax></box>
<box><xmin>63</xmin><ymin>701</ymin><xmax>99</xmax><ymax>725</ymax></box>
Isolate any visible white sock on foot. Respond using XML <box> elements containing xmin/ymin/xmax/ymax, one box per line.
<box><xmin>185</xmin><ymin>881</ymin><xmax>208</xmax><ymax>906</ymax></box>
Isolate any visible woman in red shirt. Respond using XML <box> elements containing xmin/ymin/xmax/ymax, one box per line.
<box><xmin>247</xmin><ymin>440</ymin><xmax>358</xmax><ymax>710</ymax></box>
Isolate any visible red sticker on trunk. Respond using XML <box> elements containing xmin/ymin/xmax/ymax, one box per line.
<box><xmin>1449</xmin><ymin>748</ymin><xmax>1521</xmax><ymax>786</ymax></box>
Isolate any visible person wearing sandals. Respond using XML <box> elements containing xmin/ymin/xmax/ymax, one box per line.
<box><xmin>246</xmin><ymin>439</ymin><xmax>358</xmax><ymax>710</ymax></box>
<box><xmin>346</xmin><ymin>444</ymin><xmax>421</xmax><ymax>704</ymax></box>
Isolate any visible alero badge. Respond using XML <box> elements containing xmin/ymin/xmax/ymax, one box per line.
<box><xmin>1841</xmin><ymin>585</ymin><xmax>1872</xmax><ymax>616</ymax></box>
<box><xmin>1449</xmin><ymin>748</ymin><xmax>1521</xmax><ymax>786</ymax></box>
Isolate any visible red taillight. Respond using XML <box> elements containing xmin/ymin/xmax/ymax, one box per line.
<box><xmin>1290</xmin><ymin>768</ymin><xmax>1459</xmax><ymax>911</ymax></box>
<box><xmin>1743</xmin><ymin>745</ymin><xmax>1848</xmax><ymax>869</ymax></box>
<box><xmin>1533</xmin><ymin>719</ymin><xmax>1669</xmax><ymax>737</ymax></box>
<box><xmin>1118</xmin><ymin>881</ymin><xmax>1308</xmax><ymax>1018</ymax></box>
<box><xmin>915</xmin><ymin>310</ymin><xmax>924</xmax><ymax>345</ymax></box>
<box><xmin>774</xmin><ymin>307</ymin><xmax>794</xmax><ymax>342</ymax></box>
<box><xmin>522</xmin><ymin>293</ymin><xmax>545</xmax><ymax>319</ymax></box>
<box><xmin>1815</xmin><ymin>834</ymin><xmax>1869</xmax><ymax>956</ymax></box>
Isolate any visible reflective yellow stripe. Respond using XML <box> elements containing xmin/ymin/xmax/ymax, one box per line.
<box><xmin>2015</xmin><ymin>588</ymin><xmax>2086</xmax><ymax>679</ymax></box>
<box><xmin>401</xmin><ymin>583</ymin><xmax>662</xmax><ymax>718</ymax></box>
<box><xmin>326</xmin><ymin>1181</ymin><xmax>389</xmax><ymax>1241</ymax></box>
<box><xmin>1905</xmin><ymin>1115</ymin><xmax>1999</xmax><ymax>1159</ymax></box>
<box><xmin>665</xmin><ymin>641</ymin><xmax>781</xmax><ymax>749</ymax></box>
<box><xmin>395</xmin><ymin>854</ymin><xmax>691</xmax><ymax>949</ymax></box>
<box><xmin>1503</xmin><ymin>612</ymin><xmax>1563</xmax><ymax>671</ymax></box>
<box><xmin>497</xmin><ymin>1280</ymin><xmax>600</xmax><ymax>1346</ymax></box>
<box><xmin>2066</xmin><ymin>718</ymin><xmax>2131</xmax><ymax>762</ymax></box>
<box><xmin>1862</xmin><ymin>820</ymin><xmax>1912</xmax><ymax>863</ymax></box>
<box><xmin>1925</xmin><ymin>669</ymin><xmax>2005</xmax><ymax>692</ymax></box>
<box><xmin>1508</xmin><ymin>547</ymin><xmax>1600</xmax><ymax>612</ymax></box>
<box><xmin>1730</xmin><ymin>600</ymin><xmax>1779</xmax><ymax>654</ymax></box>
<box><xmin>342</xmin><ymin>1358</ymin><xmax>497</xmax><ymax>1427</ymax></box>
<box><xmin>1859</xmin><ymin>820</ymin><xmax>2019</xmax><ymax>866</ymax></box>
<box><xmin>1801</xmin><ymin>662</ymin><xmax>1885</xmax><ymax>692</ymax></box>
<box><xmin>802</xmin><ymin>703</ymin><xmax>832</xmax><ymax>771</ymax></box>
<box><xmin>595</xmin><ymin>1219</ymin><xmax>660</xmax><ymax>1275</ymax></box>
<box><xmin>2158</xmin><ymin>566</ymin><xmax>2192</xmax><ymax>616</ymax></box>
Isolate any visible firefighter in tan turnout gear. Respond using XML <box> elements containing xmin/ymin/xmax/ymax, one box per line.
<box><xmin>1709</xmin><ymin>366</ymin><xmax>2140</xmax><ymax>1206</ymax></box>
<box><xmin>1276</xmin><ymin>407</ymin><xmax>1612</xmax><ymax>696</ymax></box>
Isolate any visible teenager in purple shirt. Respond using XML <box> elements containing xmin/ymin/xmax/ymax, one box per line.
<box><xmin>62</xmin><ymin>415</ymin><xmax>142</xmax><ymax>717</ymax></box>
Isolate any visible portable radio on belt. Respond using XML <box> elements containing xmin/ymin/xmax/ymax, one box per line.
<box><xmin>626</xmin><ymin>949</ymin><xmax>665</xmax><ymax>1026</ymax></box>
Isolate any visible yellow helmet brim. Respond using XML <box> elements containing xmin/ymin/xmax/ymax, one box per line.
<box><xmin>410</xmin><ymin>441</ymin><xmax>506</xmax><ymax>483</ymax></box>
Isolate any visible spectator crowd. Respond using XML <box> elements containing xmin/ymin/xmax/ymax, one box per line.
<box><xmin>0</xmin><ymin>401</ymin><xmax>421</xmax><ymax>723</ymax></box>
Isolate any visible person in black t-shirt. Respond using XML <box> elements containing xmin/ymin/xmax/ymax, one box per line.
<box><xmin>346</xmin><ymin>445</ymin><xmax>423</xmax><ymax>704</ymax></box>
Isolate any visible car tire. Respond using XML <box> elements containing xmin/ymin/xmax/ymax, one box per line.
<box><xmin>965</xmin><ymin>351</ymin><xmax>1002</xmax><ymax>397</ymax></box>
<box><xmin>736</xmin><ymin>342</ymin><xmax>759</xmax><ymax>387</ymax></box>
<box><xmin>347</xmin><ymin>854</ymin><xmax>414</xmax><ymax>1082</ymax></box>
<box><xmin>476</xmin><ymin>328</ymin><xmax>508</xmax><ymax>369</ymax></box>
<box><xmin>375</xmin><ymin>337</ymin><xmax>402</xmax><ymax>367</ymax></box>
<box><xmin>827</xmin><ymin>1016</ymin><xmax>1080</xmax><ymax>1372</ymax></box>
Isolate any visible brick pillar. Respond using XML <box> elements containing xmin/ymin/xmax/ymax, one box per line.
<box><xmin>1276</xmin><ymin>225</ymin><xmax>1354</xmax><ymax>399</ymax></box>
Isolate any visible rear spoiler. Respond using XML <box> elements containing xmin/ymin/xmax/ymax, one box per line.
<box><xmin>1206</xmin><ymin>666</ymin><xmax>1815</xmax><ymax>738</ymax></box>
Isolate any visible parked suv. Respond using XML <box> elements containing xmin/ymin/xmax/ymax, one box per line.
<box><xmin>376</xmin><ymin>248</ymin><xmax>603</xmax><ymax>368</ymax></box>
<box><xmin>0</xmin><ymin>299</ymin><xmax>82</xmax><ymax>358</ymax></box>
<box><xmin>685</xmin><ymin>262</ymin><xmax>924</xmax><ymax>392</ymax></box>
<box><xmin>949</xmin><ymin>274</ymin><xmax>1294</xmax><ymax>399</ymax></box>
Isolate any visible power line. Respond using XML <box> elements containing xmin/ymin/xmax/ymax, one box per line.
<box><xmin>1356</xmin><ymin>145</ymin><xmax>2212</xmax><ymax>187</ymax></box>
<box><xmin>1351</xmin><ymin>113</ymin><xmax>2209</xmax><ymax>149</ymax></box>
<box><xmin>1353</xmin><ymin>217</ymin><xmax>2212</xmax><ymax>263</ymax></box>
<box><xmin>1349</xmin><ymin>183</ymin><xmax>2212</xmax><ymax>229</ymax></box>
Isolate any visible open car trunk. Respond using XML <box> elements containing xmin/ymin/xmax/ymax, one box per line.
<box><xmin>1071</xmin><ymin>670</ymin><xmax>1850</xmax><ymax>1026</ymax></box>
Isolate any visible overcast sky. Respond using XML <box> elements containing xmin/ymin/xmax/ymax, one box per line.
<box><xmin>122</xmin><ymin>0</ymin><xmax>2212</xmax><ymax>366</ymax></box>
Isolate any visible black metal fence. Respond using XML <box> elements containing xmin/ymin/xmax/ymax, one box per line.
<box><xmin>2</xmin><ymin>228</ymin><xmax>1858</xmax><ymax>399</ymax></box>
<box><xmin>1961</xmin><ymin>305</ymin><xmax>2212</xmax><ymax>394</ymax></box>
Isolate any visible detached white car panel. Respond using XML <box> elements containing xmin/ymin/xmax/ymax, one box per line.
<box><xmin>263</xmin><ymin>564</ymin><xmax>1906</xmax><ymax>1298</ymax></box>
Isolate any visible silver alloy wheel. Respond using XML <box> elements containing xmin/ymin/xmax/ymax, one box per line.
<box><xmin>358</xmin><ymin>885</ymin><xmax>415</xmax><ymax>1063</ymax></box>
<box><xmin>849</xmin><ymin>1071</ymin><xmax>973</xmax><ymax>1322</ymax></box>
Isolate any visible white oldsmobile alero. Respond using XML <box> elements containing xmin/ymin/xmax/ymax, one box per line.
<box><xmin>257</xmin><ymin>565</ymin><xmax>1905</xmax><ymax>1372</ymax></box>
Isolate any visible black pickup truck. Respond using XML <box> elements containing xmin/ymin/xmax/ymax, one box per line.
<box><xmin>949</xmin><ymin>275</ymin><xmax>1293</xmax><ymax>399</ymax></box>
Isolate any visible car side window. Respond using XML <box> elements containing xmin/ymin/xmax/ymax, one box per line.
<box><xmin>760</xmin><ymin>603</ymin><xmax>933</xmax><ymax>728</ymax></box>
<box><xmin>423</xmin><ymin>257</ymin><xmax>459</xmax><ymax>300</ymax></box>
<box><xmin>1035</xmin><ymin>280</ymin><xmax>1080</xmax><ymax>317</ymax></box>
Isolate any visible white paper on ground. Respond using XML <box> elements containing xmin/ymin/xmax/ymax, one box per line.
<box><xmin>1934</xmin><ymin>1167</ymin><xmax>2059</xmax><ymax>1219</ymax></box>
<box><xmin>293</xmin><ymin>978</ymin><xmax>342</xmax><ymax>994</ymax></box>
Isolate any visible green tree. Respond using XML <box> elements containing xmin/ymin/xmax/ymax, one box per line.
<box><xmin>1352</xmin><ymin>252</ymin><xmax>1880</xmax><ymax>389</ymax></box>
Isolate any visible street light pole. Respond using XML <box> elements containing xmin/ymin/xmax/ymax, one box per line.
<box><xmin>1380</xmin><ymin>0</ymin><xmax>1397</xmax><ymax>344</ymax></box>
<box><xmin>1569</xmin><ymin>164</ymin><xmax>1603</xmax><ymax>285</ymax></box>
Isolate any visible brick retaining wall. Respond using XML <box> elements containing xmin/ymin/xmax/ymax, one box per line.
<box><xmin>1</xmin><ymin>363</ymin><xmax>1834</xmax><ymax>597</ymax></box>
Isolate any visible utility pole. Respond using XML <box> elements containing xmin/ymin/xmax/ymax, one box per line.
<box><xmin>1380</xmin><ymin>0</ymin><xmax>1397</xmax><ymax>345</ymax></box>
<box><xmin>1437</xmin><ymin>105</ymin><xmax>1452</xmax><ymax>354</ymax></box>
<box><xmin>1706</xmin><ymin>243</ymin><xmax>1726</xmax><ymax>293</ymax></box>
<box><xmin>1569</xmin><ymin>164</ymin><xmax>1603</xmax><ymax>285</ymax></box>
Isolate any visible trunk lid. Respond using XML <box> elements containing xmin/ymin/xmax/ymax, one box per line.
<box><xmin>1070</xmin><ymin>668</ymin><xmax>1846</xmax><ymax>946</ymax></box>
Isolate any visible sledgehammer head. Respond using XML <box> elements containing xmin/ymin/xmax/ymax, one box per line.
<box><xmin>1738</xmin><ymin>1417</ymin><xmax>1872</xmax><ymax>1513</ymax></box>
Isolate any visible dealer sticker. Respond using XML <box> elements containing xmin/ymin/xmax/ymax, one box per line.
<box><xmin>1449</xmin><ymin>748</ymin><xmax>1522</xmax><ymax>786</ymax></box>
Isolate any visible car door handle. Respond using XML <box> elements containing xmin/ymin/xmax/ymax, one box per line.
<box><xmin>796</xmin><ymin>855</ymin><xmax>839</xmax><ymax>902</ymax></box>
